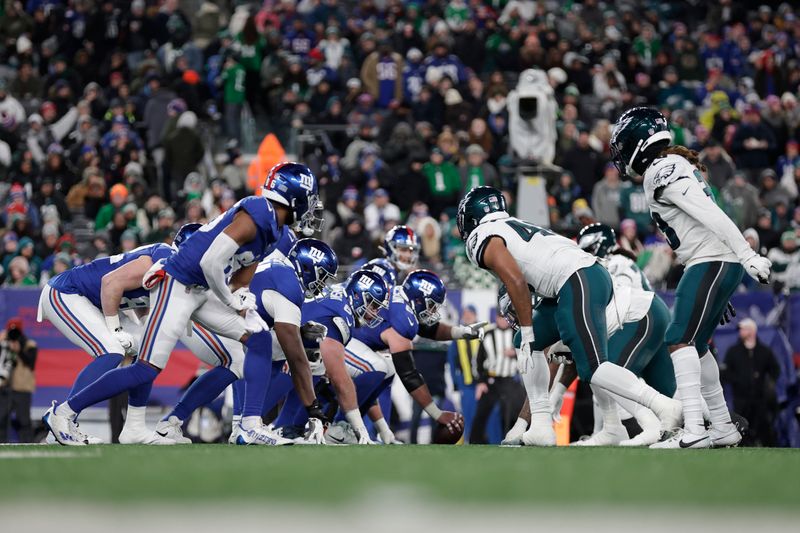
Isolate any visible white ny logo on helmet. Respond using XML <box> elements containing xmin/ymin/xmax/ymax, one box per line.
<box><xmin>308</xmin><ymin>247</ymin><xmax>326</xmax><ymax>263</ymax></box>
<box><xmin>299</xmin><ymin>173</ymin><xmax>314</xmax><ymax>191</ymax></box>
<box><xmin>418</xmin><ymin>280</ymin><xmax>436</xmax><ymax>295</ymax></box>
<box><xmin>359</xmin><ymin>275</ymin><xmax>375</xmax><ymax>288</ymax></box>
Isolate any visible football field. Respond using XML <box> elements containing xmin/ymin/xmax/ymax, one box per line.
<box><xmin>1</xmin><ymin>444</ymin><xmax>798</xmax><ymax>531</ymax></box>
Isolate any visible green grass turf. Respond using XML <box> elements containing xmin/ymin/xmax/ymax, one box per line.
<box><xmin>1</xmin><ymin>445</ymin><xmax>798</xmax><ymax>508</ymax></box>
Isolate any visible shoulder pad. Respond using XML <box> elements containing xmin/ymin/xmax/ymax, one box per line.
<box><xmin>645</xmin><ymin>154</ymin><xmax>693</xmax><ymax>190</ymax></box>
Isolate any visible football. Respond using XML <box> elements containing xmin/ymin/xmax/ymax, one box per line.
<box><xmin>433</xmin><ymin>422</ymin><xmax>464</xmax><ymax>445</ymax></box>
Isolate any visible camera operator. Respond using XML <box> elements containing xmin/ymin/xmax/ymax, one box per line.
<box><xmin>0</xmin><ymin>318</ymin><xmax>37</xmax><ymax>443</ymax></box>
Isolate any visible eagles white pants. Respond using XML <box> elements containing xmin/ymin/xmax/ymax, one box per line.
<box><xmin>138</xmin><ymin>273</ymin><xmax>247</xmax><ymax>370</ymax></box>
<box><xmin>37</xmin><ymin>285</ymin><xmax>125</xmax><ymax>357</ymax></box>
<box><xmin>343</xmin><ymin>338</ymin><xmax>394</xmax><ymax>378</ymax></box>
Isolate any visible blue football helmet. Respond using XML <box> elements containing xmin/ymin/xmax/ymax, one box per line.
<box><xmin>288</xmin><ymin>238</ymin><xmax>338</xmax><ymax>299</ymax></box>
<box><xmin>345</xmin><ymin>269</ymin><xmax>390</xmax><ymax>328</ymax></box>
<box><xmin>497</xmin><ymin>284</ymin><xmax>541</xmax><ymax>331</ymax></box>
<box><xmin>173</xmin><ymin>223</ymin><xmax>203</xmax><ymax>248</ymax></box>
<box><xmin>382</xmin><ymin>225</ymin><xmax>419</xmax><ymax>271</ymax></box>
<box><xmin>363</xmin><ymin>258</ymin><xmax>397</xmax><ymax>288</ymax></box>
<box><xmin>262</xmin><ymin>162</ymin><xmax>323</xmax><ymax>235</ymax></box>
<box><xmin>402</xmin><ymin>269</ymin><xmax>446</xmax><ymax>326</ymax></box>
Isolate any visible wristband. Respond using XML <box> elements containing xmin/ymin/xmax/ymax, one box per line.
<box><xmin>105</xmin><ymin>315</ymin><xmax>121</xmax><ymax>332</ymax></box>
<box><xmin>423</xmin><ymin>402</ymin><xmax>443</xmax><ymax>421</ymax></box>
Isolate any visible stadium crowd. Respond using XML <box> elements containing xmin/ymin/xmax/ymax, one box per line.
<box><xmin>0</xmin><ymin>0</ymin><xmax>799</xmax><ymax>293</ymax></box>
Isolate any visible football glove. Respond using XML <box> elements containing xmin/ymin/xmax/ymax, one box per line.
<box><xmin>142</xmin><ymin>258</ymin><xmax>167</xmax><ymax>290</ymax></box>
<box><xmin>451</xmin><ymin>321</ymin><xmax>488</xmax><ymax>340</ymax></box>
<box><xmin>230</xmin><ymin>287</ymin><xmax>257</xmax><ymax>311</ymax></box>
<box><xmin>516</xmin><ymin>326</ymin><xmax>535</xmax><ymax>374</ymax></box>
<box><xmin>743</xmin><ymin>254</ymin><xmax>772</xmax><ymax>284</ymax></box>
<box><xmin>244</xmin><ymin>308</ymin><xmax>267</xmax><ymax>335</ymax></box>
<box><xmin>719</xmin><ymin>302</ymin><xmax>736</xmax><ymax>325</ymax></box>
<box><xmin>112</xmin><ymin>329</ymin><xmax>137</xmax><ymax>356</ymax></box>
<box><xmin>305</xmin><ymin>399</ymin><xmax>329</xmax><ymax>425</ymax></box>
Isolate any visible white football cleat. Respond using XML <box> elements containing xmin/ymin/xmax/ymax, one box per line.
<box><xmin>293</xmin><ymin>418</ymin><xmax>325</xmax><ymax>445</ymax></box>
<box><xmin>42</xmin><ymin>401</ymin><xmax>87</xmax><ymax>446</ymax></box>
<box><xmin>522</xmin><ymin>425</ymin><xmax>557</xmax><ymax>446</ymax></box>
<box><xmin>236</xmin><ymin>423</ymin><xmax>293</xmax><ymax>445</ymax></box>
<box><xmin>709</xmin><ymin>422</ymin><xmax>742</xmax><ymax>448</ymax></box>
<box><xmin>649</xmin><ymin>428</ymin><xmax>711</xmax><ymax>449</ymax></box>
<box><xmin>119</xmin><ymin>424</ymin><xmax>160</xmax><ymax>444</ymax></box>
<box><xmin>153</xmin><ymin>416</ymin><xmax>192</xmax><ymax>444</ymax></box>
<box><xmin>571</xmin><ymin>425</ymin><xmax>628</xmax><ymax>446</ymax></box>
<box><xmin>228</xmin><ymin>423</ymin><xmax>240</xmax><ymax>445</ymax></box>
<box><xmin>74</xmin><ymin>422</ymin><xmax>104</xmax><ymax>445</ymax></box>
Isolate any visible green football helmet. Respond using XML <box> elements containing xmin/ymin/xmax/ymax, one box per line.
<box><xmin>610</xmin><ymin>107</ymin><xmax>672</xmax><ymax>177</ymax></box>
<box><xmin>457</xmin><ymin>186</ymin><xmax>507</xmax><ymax>241</ymax></box>
<box><xmin>577</xmin><ymin>223</ymin><xmax>617</xmax><ymax>258</ymax></box>
<box><xmin>497</xmin><ymin>284</ymin><xmax>540</xmax><ymax>330</ymax></box>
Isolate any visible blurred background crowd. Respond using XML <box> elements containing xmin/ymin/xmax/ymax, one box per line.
<box><xmin>0</xmin><ymin>0</ymin><xmax>799</xmax><ymax>294</ymax></box>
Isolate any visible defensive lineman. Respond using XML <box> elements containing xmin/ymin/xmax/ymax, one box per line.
<box><xmin>457</xmin><ymin>186</ymin><xmax>682</xmax><ymax>446</ymax></box>
<box><xmin>610</xmin><ymin>107</ymin><xmax>771</xmax><ymax>448</ymax></box>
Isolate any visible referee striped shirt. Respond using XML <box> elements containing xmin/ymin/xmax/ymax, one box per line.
<box><xmin>477</xmin><ymin>325</ymin><xmax>518</xmax><ymax>380</ymax></box>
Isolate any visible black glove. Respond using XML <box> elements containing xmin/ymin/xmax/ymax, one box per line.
<box><xmin>719</xmin><ymin>302</ymin><xmax>736</xmax><ymax>325</ymax></box>
<box><xmin>306</xmin><ymin>398</ymin><xmax>330</xmax><ymax>425</ymax></box>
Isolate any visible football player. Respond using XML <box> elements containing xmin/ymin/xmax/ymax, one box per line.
<box><xmin>233</xmin><ymin>239</ymin><xmax>338</xmax><ymax>445</ymax></box>
<box><xmin>346</xmin><ymin>269</ymin><xmax>481</xmax><ymax>444</ymax></box>
<box><xmin>295</xmin><ymin>269</ymin><xmax>391</xmax><ymax>444</ymax></box>
<box><xmin>381</xmin><ymin>225</ymin><xmax>420</xmax><ymax>276</ymax></box>
<box><xmin>457</xmin><ymin>186</ymin><xmax>682</xmax><ymax>446</ymax></box>
<box><xmin>44</xmin><ymin>163</ymin><xmax>319</xmax><ymax>445</ymax></box>
<box><xmin>611</xmin><ymin>107</ymin><xmax>771</xmax><ymax>448</ymax></box>
<box><xmin>39</xmin><ymin>223</ymin><xmax>244</xmax><ymax>444</ymax></box>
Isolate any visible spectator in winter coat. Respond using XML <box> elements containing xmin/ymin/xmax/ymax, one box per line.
<box><xmin>423</xmin><ymin>148</ymin><xmax>461</xmax><ymax>218</ymax></box>
<box><xmin>460</xmin><ymin>144</ymin><xmax>498</xmax><ymax>192</ymax></box>
<box><xmin>731</xmin><ymin>105</ymin><xmax>777</xmax><ymax>173</ymax></box>
<box><xmin>360</xmin><ymin>40</ymin><xmax>404</xmax><ymax>109</ymax></box>
<box><xmin>699</xmin><ymin>140</ymin><xmax>736</xmax><ymax>191</ymax></box>
<box><xmin>592</xmin><ymin>163</ymin><xmax>626</xmax><ymax>228</ymax></box>
<box><xmin>333</xmin><ymin>216</ymin><xmax>373</xmax><ymax>266</ymax></box>
<box><xmin>721</xmin><ymin>170</ymin><xmax>761</xmax><ymax>231</ymax></box>
<box><xmin>767</xmin><ymin>230</ymin><xmax>800</xmax><ymax>293</ymax></box>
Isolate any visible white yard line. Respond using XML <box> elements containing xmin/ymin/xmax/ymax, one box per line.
<box><xmin>0</xmin><ymin>448</ymin><xmax>101</xmax><ymax>459</ymax></box>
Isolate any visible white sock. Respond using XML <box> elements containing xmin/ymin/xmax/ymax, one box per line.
<box><xmin>670</xmin><ymin>346</ymin><xmax>705</xmax><ymax>434</ymax></box>
<box><xmin>124</xmin><ymin>405</ymin><xmax>147</xmax><ymax>430</ymax></box>
<box><xmin>56</xmin><ymin>402</ymin><xmax>76</xmax><ymax>419</ymax></box>
<box><xmin>592</xmin><ymin>394</ymin><xmax>603</xmax><ymax>433</ymax></box>
<box><xmin>373</xmin><ymin>417</ymin><xmax>393</xmax><ymax>443</ymax></box>
<box><xmin>242</xmin><ymin>416</ymin><xmax>261</xmax><ymax>430</ymax></box>
<box><xmin>699</xmin><ymin>351</ymin><xmax>733</xmax><ymax>427</ymax></box>
<box><xmin>591</xmin><ymin>361</ymin><xmax>681</xmax><ymax>415</ymax></box>
<box><xmin>607</xmin><ymin>390</ymin><xmax>660</xmax><ymax>434</ymax></box>
<box><xmin>521</xmin><ymin>350</ymin><xmax>552</xmax><ymax>425</ymax></box>
<box><xmin>232</xmin><ymin>415</ymin><xmax>241</xmax><ymax>430</ymax></box>
<box><xmin>591</xmin><ymin>384</ymin><xmax>624</xmax><ymax>431</ymax></box>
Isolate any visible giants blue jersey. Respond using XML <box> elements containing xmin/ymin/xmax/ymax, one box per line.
<box><xmin>352</xmin><ymin>286</ymin><xmax>418</xmax><ymax>350</ymax></box>
<box><xmin>268</xmin><ymin>225</ymin><xmax>297</xmax><ymax>263</ymax></box>
<box><xmin>164</xmin><ymin>196</ymin><xmax>280</xmax><ymax>287</ymax></box>
<box><xmin>48</xmin><ymin>243</ymin><xmax>173</xmax><ymax>310</ymax></box>
<box><xmin>250</xmin><ymin>260</ymin><xmax>304</xmax><ymax>329</ymax></box>
<box><xmin>376</xmin><ymin>56</ymin><xmax>399</xmax><ymax>108</ymax></box>
<box><xmin>301</xmin><ymin>284</ymin><xmax>355</xmax><ymax>347</ymax></box>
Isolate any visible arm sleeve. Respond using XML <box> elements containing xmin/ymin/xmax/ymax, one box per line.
<box><xmin>198</xmin><ymin>231</ymin><xmax>239</xmax><ymax>306</ymax></box>
<box><xmin>416</xmin><ymin>321</ymin><xmax>439</xmax><ymax>340</ymax></box>
<box><xmin>660</xmin><ymin>180</ymin><xmax>755</xmax><ymax>263</ymax></box>
<box><xmin>260</xmin><ymin>290</ymin><xmax>302</xmax><ymax>327</ymax></box>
